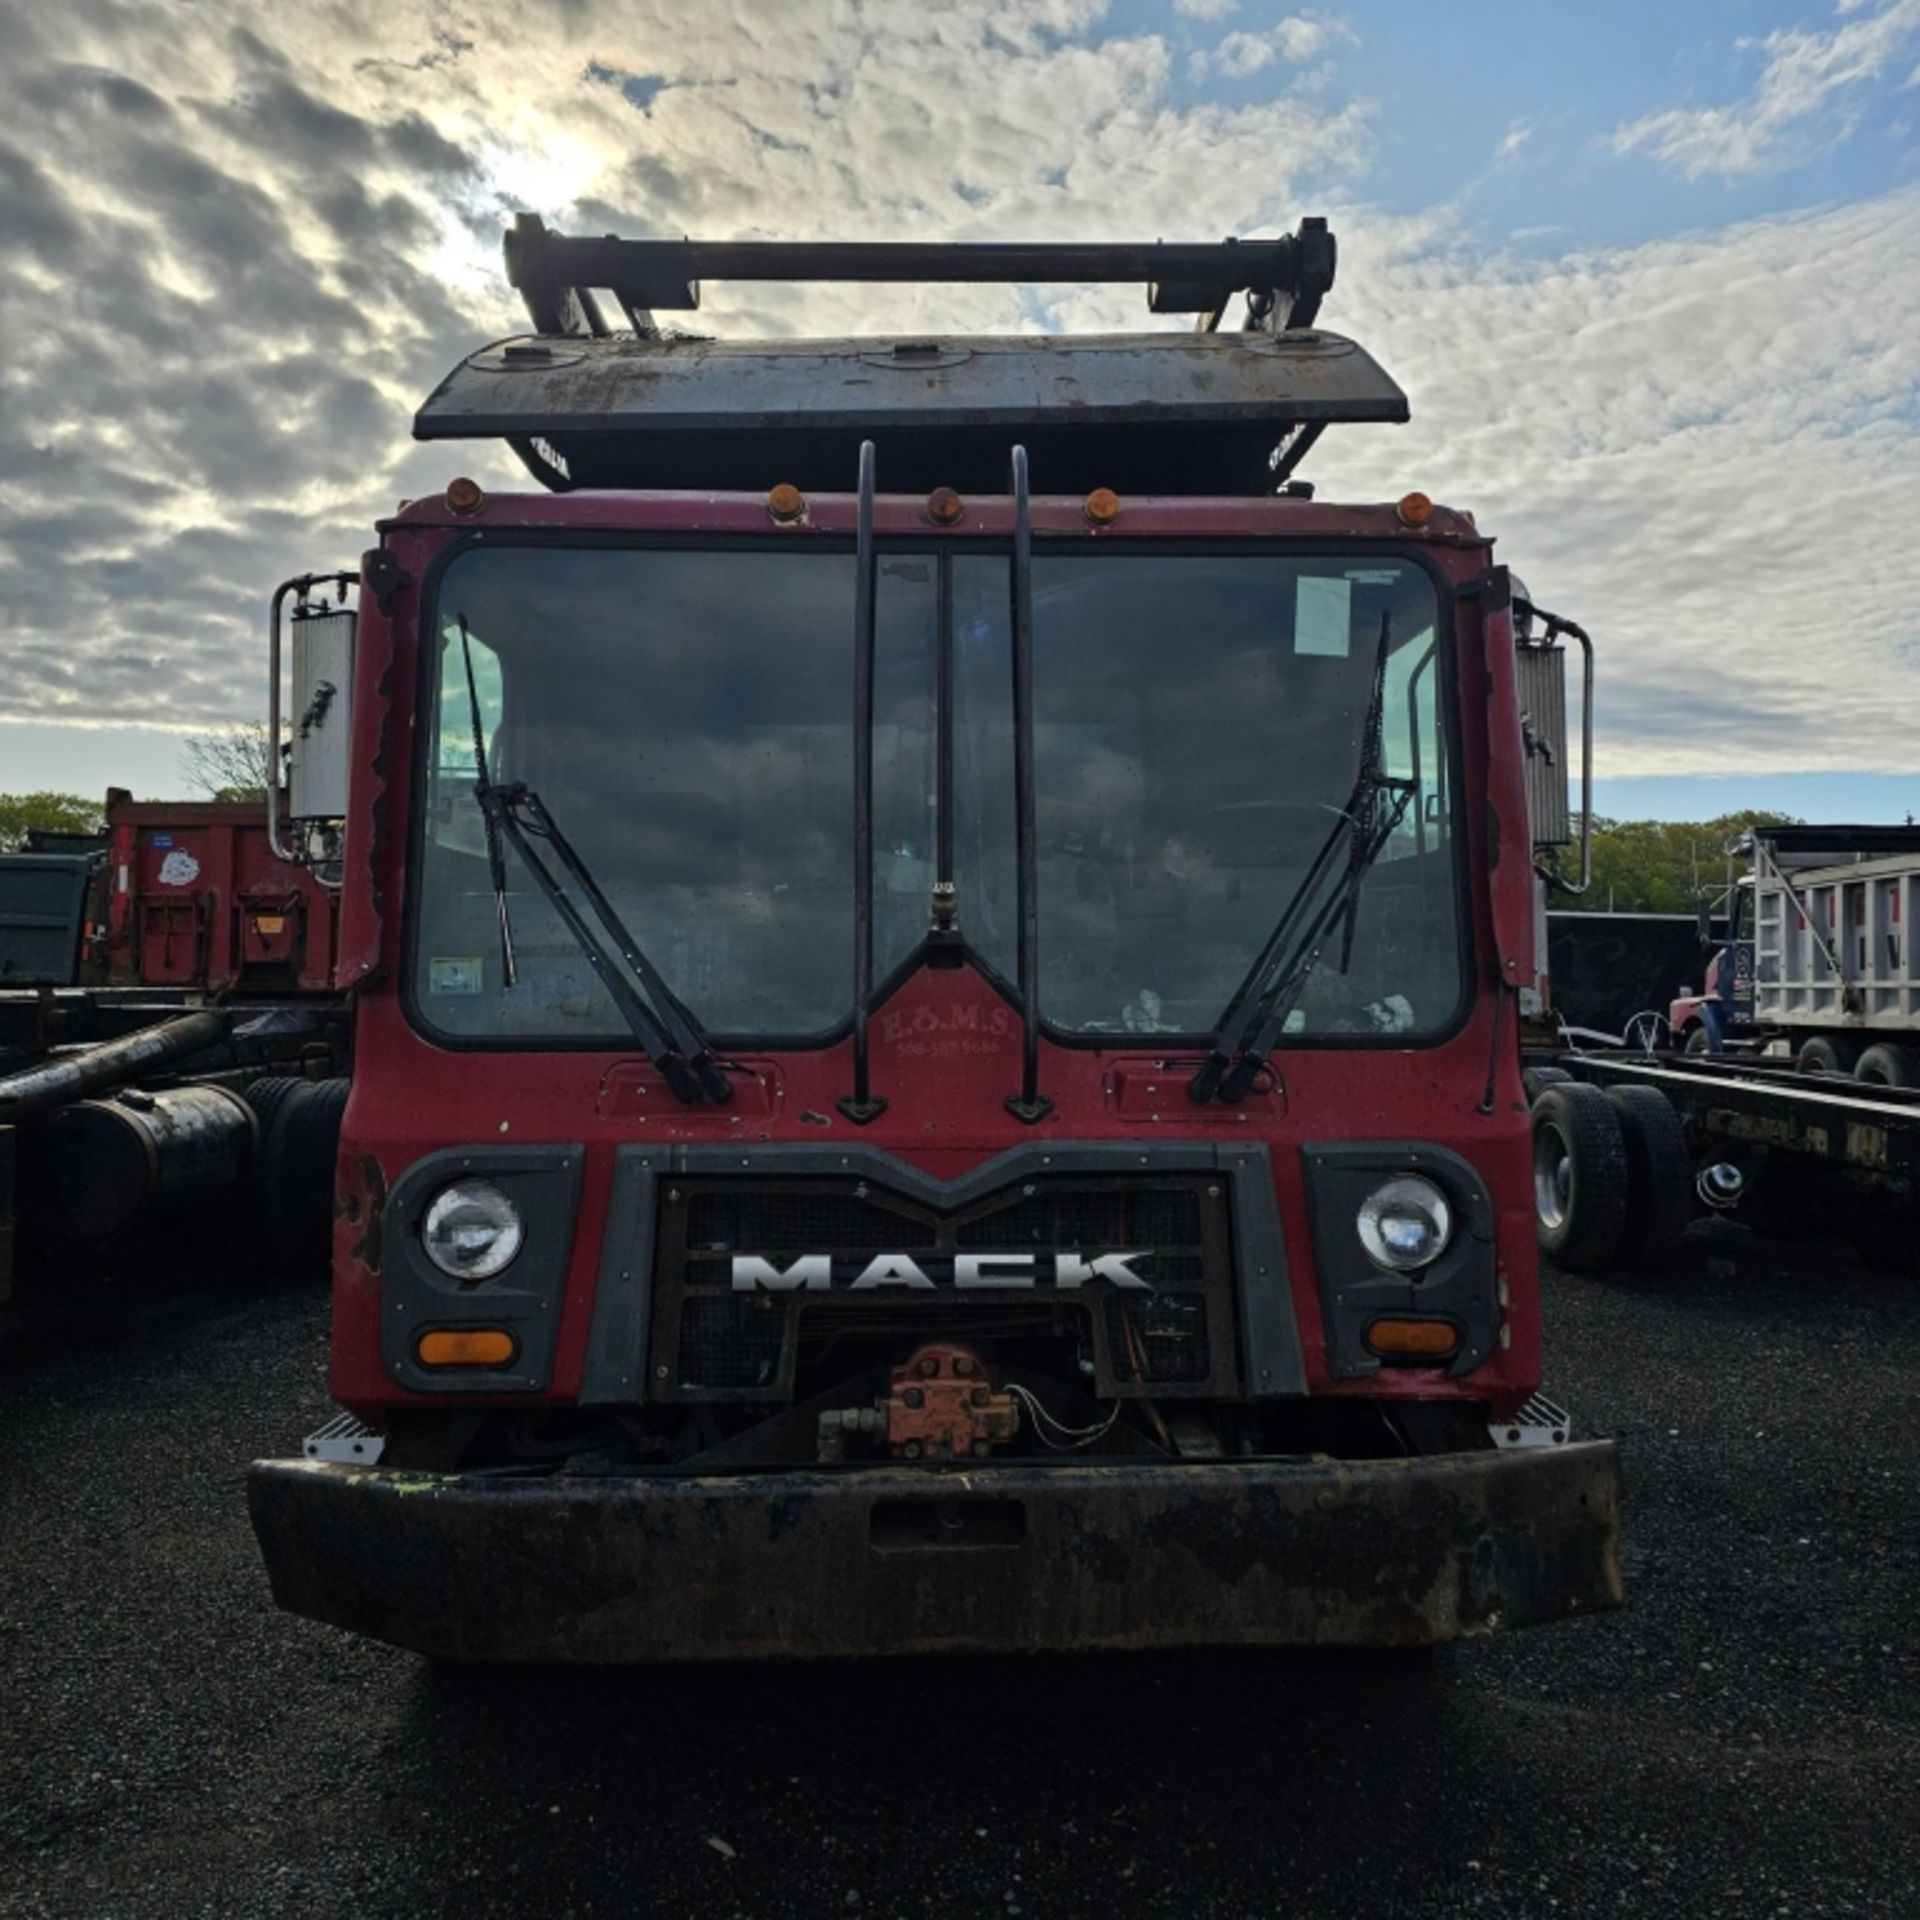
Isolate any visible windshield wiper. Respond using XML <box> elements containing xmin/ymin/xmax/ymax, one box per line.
<box><xmin>458</xmin><ymin>616</ymin><xmax>518</xmax><ymax>991</ymax></box>
<box><xmin>454</xmin><ymin>615</ymin><xmax>731</xmax><ymax>1106</ymax></box>
<box><xmin>1188</xmin><ymin>612</ymin><xmax>1417</xmax><ymax>1104</ymax></box>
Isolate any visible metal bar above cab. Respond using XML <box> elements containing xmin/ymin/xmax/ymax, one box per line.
<box><xmin>505</xmin><ymin>214</ymin><xmax>1337</xmax><ymax>324</ymax></box>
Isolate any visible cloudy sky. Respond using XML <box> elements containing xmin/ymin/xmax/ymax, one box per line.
<box><xmin>2</xmin><ymin>0</ymin><xmax>1917</xmax><ymax>820</ymax></box>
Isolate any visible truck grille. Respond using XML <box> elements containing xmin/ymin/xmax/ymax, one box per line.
<box><xmin>648</xmin><ymin>1173</ymin><xmax>1239</xmax><ymax>1404</ymax></box>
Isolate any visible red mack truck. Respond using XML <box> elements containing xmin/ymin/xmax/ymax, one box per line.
<box><xmin>247</xmin><ymin>218</ymin><xmax>1623</xmax><ymax>1661</ymax></box>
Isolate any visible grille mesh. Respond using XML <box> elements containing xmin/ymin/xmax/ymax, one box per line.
<box><xmin>687</xmin><ymin>1189</ymin><xmax>935</xmax><ymax>1251</ymax></box>
<box><xmin>652</xmin><ymin>1173</ymin><xmax>1236</xmax><ymax>1402</ymax></box>
<box><xmin>678</xmin><ymin>1296</ymin><xmax>786</xmax><ymax>1390</ymax></box>
<box><xmin>955</xmin><ymin>1189</ymin><xmax>1200</xmax><ymax>1249</ymax></box>
<box><xmin>1107</xmin><ymin>1289</ymin><xmax>1211</xmax><ymax>1384</ymax></box>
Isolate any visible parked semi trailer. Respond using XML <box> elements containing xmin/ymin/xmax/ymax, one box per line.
<box><xmin>0</xmin><ymin>787</ymin><xmax>352</xmax><ymax>1304</ymax></box>
<box><xmin>243</xmin><ymin>215</ymin><xmax>1623</xmax><ymax>1663</ymax></box>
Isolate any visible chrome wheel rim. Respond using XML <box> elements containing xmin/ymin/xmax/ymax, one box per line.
<box><xmin>1534</xmin><ymin>1125</ymin><xmax>1572</xmax><ymax>1232</ymax></box>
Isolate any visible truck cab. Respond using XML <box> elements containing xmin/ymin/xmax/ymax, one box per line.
<box><xmin>248</xmin><ymin>219</ymin><xmax>1621</xmax><ymax>1662</ymax></box>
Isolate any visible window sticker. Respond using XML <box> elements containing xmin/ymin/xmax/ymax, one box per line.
<box><xmin>1294</xmin><ymin>576</ymin><xmax>1352</xmax><ymax>657</ymax></box>
<box><xmin>430</xmin><ymin>956</ymin><xmax>485</xmax><ymax>995</ymax></box>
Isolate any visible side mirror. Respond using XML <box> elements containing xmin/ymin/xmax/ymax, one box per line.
<box><xmin>1696</xmin><ymin>900</ymin><xmax>1714</xmax><ymax>949</ymax></box>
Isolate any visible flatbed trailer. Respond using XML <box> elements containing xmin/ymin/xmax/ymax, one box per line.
<box><xmin>1522</xmin><ymin>1042</ymin><xmax>1916</xmax><ymax>1273</ymax></box>
<box><xmin>1560</xmin><ymin>1050</ymin><xmax>1920</xmax><ymax>1189</ymax></box>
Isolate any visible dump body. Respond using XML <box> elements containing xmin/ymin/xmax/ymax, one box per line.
<box><xmin>101</xmin><ymin>792</ymin><xmax>340</xmax><ymax>994</ymax></box>
<box><xmin>0</xmin><ymin>853</ymin><xmax>95</xmax><ymax>986</ymax></box>
<box><xmin>1752</xmin><ymin>841</ymin><xmax>1920</xmax><ymax>1039</ymax></box>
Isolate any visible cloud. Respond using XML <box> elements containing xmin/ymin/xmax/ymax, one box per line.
<box><xmin>0</xmin><ymin>0</ymin><xmax>1916</xmax><ymax>791</ymax></box>
<box><xmin>1206</xmin><ymin>14</ymin><xmax>1354</xmax><ymax>77</ymax></box>
<box><xmin>1311</xmin><ymin>188</ymin><xmax>1920</xmax><ymax>776</ymax></box>
<box><xmin>0</xmin><ymin>0</ymin><xmax>1370</xmax><ymax>735</ymax></box>
<box><xmin>1611</xmin><ymin>0</ymin><xmax>1920</xmax><ymax>179</ymax></box>
<box><xmin>1494</xmin><ymin>120</ymin><xmax>1531</xmax><ymax>163</ymax></box>
<box><xmin>1173</xmin><ymin>0</ymin><xmax>1239</xmax><ymax>18</ymax></box>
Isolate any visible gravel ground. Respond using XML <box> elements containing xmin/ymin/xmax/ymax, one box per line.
<box><xmin>2</xmin><ymin>1224</ymin><xmax>1916</xmax><ymax>1920</ymax></box>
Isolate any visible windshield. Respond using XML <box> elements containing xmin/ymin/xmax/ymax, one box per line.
<box><xmin>411</xmin><ymin>543</ymin><xmax>1463</xmax><ymax>1045</ymax></box>
<box><xmin>953</xmin><ymin>552</ymin><xmax>1461</xmax><ymax>1037</ymax></box>
<box><xmin>416</xmin><ymin>545</ymin><xmax>936</xmax><ymax>1038</ymax></box>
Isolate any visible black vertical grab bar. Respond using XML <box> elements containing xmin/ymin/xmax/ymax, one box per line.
<box><xmin>839</xmin><ymin>439</ymin><xmax>887</xmax><ymax>1124</ymax></box>
<box><xmin>1005</xmin><ymin>446</ymin><xmax>1052</xmax><ymax>1123</ymax></box>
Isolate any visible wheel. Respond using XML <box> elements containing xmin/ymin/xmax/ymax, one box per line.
<box><xmin>1683</xmin><ymin>1026</ymin><xmax>1710</xmax><ymax>1055</ymax></box>
<box><xmin>1605</xmin><ymin>1086</ymin><xmax>1693</xmax><ymax>1270</ymax></box>
<box><xmin>245</xmin><ymin>1076</ymin><xmax>349</xmax><ymax>1275</ymax></box>
<box><xmin>1532</xmin><ymin>1083</ymin><xmax>1630</xmax><ymax>1274</ymax></box>
<box><xmin>1855</xmin><ymin>1043</ymin><xmax>1920</xmax><ymax>1089</ymax></box>
<box><xmin>1797</xmin><ymin>1034</ymin><xmax>1863</xmax><ymax>1075</ymax></box>
<box><xmin>1522</xmin><ymin>1065</ymin><xmax>1572</xmax><ymax>1102</ymax></box>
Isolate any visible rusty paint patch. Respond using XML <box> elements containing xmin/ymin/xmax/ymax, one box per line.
<box><xmin>1846</xmin><ymin>1122</ymin><xmax>1889</xmax><ymax>1171</ymax></box>
<box><xmin>347</xmin><ymin>1153</ymin><xmax>387</xmax><ymax>1272</ymax></box>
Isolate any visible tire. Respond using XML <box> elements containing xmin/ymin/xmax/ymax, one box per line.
<box><xmin>1531</xmin><ymin>1082</ymin><xmax>1630</xmax><ymax>1274</ymax></box>
<box><xmin>1522</xmin><ymin>1065</ymin><xmax>1572</xmax><ymax>1102</ymax></box>
<box><xmin>1605</xmin><ymin>1086</ymin><xmax>1693</xmax><ymax>1270</ymax></box>
<box><xmin>245</xmin><ymin>1075</ymin><xmax>349</xmax><ymax>1274</ymax></box>
<box><xmin>1683</xmin><ymin>1026</ymin><xmax>1710</xmax><ymax>1055</ymax></box>
<box><xmin>1797</xmin><ymin>1034</ymin><xmax>1863</xmax><ymax>1075</ymax></box>
<box><xmin>1855</xmin><ymin>1043</ymin><xmax>1920</xmax><ymax>1089</ymax></box>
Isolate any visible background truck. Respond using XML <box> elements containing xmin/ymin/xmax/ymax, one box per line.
<box><xmin>223</xmin><ymin>214</ymin><xmax>1622</xmax><ymax>1662</ymax></box>
<box><xmin>1532</xmin><ymin>829</ymin><xmax>1917</xmax><ymax>1274</ymax></box>
<box><xmin>0</xmin><ymin>780</ymin><xmax>352</xmax><ymax>1309</ymax></box>
<box><xmin>1668</xmin><ymin>823</ymin><xmax>1920</xmax><ymax>1082</ymax></box>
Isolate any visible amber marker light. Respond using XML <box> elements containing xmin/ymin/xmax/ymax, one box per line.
<box><xmin>445</xmin><ymin>476</ymin><xmax>486</xmax><ymax>516</ymax></box>
<box><xmin>416</xmin><ymin>1328</ymin><xmax>517</xmax><ymax>1368</ymax></box>
<box><xmin>1395</xmin><ymin>491</ymin><xmax>1434</xmax><ymax>529</ymax></box>
<box><xmin>768</xmin><ymin>482</ymin><xmax>807</xmax><ymax>523</ymax></box>
<box><xmin>1084</xmin><ymin>487</ymin><xmax>1121</xmax><ymax>527</ymax></box>
<box><xmin>1365</xmin><ymin>1318</ymin><xmax>1459</xmax><ymax>1361</ymax></box>
<box><xmin>927</xmin><ymin>486</ymin><xmax>964</xmax><ymax>524</ymax></box>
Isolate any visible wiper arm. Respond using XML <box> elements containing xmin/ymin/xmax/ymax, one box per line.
<box><xmin>454</xmin><ymin>616</ymin><xmax>730</xmax><ymax>1106</ymax></box>
<box><xmin>458</xmin><ymin>616</ymin><xmax>518</xmax><ymax>990</ymax></box>
<box><xmin>1189</xmin><ymin>612</ymin><xmax>1416</xmax><ymax>1104</ymax></box>
<box><xmin>486</xmin><ymin>784</ymin><xmax>733</xmax><ymax>1104</ymax></box>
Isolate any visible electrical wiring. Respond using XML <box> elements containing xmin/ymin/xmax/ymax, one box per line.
<box><xmin>1005</xmin><ymin>1381</ymin><xmax>1121</xmax><ymax>1451</ymax></box>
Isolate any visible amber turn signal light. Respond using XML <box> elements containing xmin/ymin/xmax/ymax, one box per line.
<box><xmin>927</xmin><ymin>486</ymin><xmax>964</xmax><ymax>524</ymax></box>
<box><xmin>768</xmin><ymin>482</ymin><xmax>807</xmax><ymax>523</ymax></box>
<box><xmin>1395</xmin><ymin>491</ymin><xmax>1433</xmax><ymax>529</ymax></box>
<box><xmin>1365</xmin><ymin>1317</ymin><xmax>1458</xmax><ymax>1360</ymax></box>
<box><xmin>446</xmin><ymin>476</ymin><xmax>486</xmax><ymax>516</ymax></box>
<box><xmin>416</xmin><ymin>1328</ymin><xmax>517</xmax><ymax>1368</ymax></box>
<box><xmin>1084</xmin><ymin>487</ymin><xmax>1121</xmax><ymax>526</ymax></box>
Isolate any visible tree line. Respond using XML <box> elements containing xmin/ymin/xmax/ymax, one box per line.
<box><xmin>0</xmin><ymin>724</ymin><xmax>273</xmax><ymax>850</ymax></box>
<box><xmin>1570</xmin><ymin>811</ymin><xmax>1799</xmax><ymax>914</ymax></box>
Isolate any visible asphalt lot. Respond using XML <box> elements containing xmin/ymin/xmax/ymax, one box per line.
<box><xmin>2</xmin><ymin>1223</ymin><xmax>1915</xmax><ymax>1920</ymax></box>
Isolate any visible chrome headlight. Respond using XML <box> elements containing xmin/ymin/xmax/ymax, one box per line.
<box><xmin>422</xmin><ymin>1180</ymin><xmax>524</xmax><ymax>1281</ymax></box>
<box><xmin>1356</xmin><ymin>1175</ymin><xmax>1453</xmax><ymax>1272</ymax></box>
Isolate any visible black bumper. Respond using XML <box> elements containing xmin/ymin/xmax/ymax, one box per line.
<box><xmin>248</xmin><ymin>1442</ymin><xmax>1622</xmax><ymax>1663</ymax></box>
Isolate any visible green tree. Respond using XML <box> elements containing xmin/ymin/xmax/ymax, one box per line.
<box><xmin>0</xmin><ymin>791</ymin><xmax>107</xmax><ymax>852</ymax></box>
<box><xmin>1579</xmin><ymin>810</ymin><xmax>1801</xmax><ymax>913</ymax></box>
<box><xmin>179</xmin><ymin>722</ymin><xmax>275</xmax><ymax>802</ymax></box>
